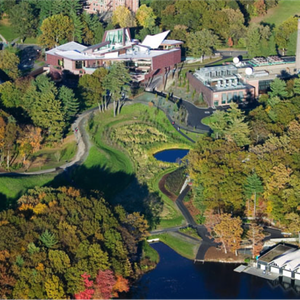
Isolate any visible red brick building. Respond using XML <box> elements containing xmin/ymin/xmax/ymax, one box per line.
<box><xmin>45</xmin><ymin>28</ymin><xmax>182</xmax><ymax>82</ymax></box>
<box><xmin>84</xmin><ymin>0</ymin><xmax>139</xmax><ymax>14</ymax></box>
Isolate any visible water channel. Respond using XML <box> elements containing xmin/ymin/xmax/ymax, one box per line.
<box><xmin>154</xmin><ymin>149</ymin><xmax>189</xmax><ymax>163</ymax></box>
<box><xmin>127</xmin><ymin>242</ymin><xmax>300</xmax><ymax>299</ymax></box>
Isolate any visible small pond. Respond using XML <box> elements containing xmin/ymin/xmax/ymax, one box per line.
<box><xmin>154</xmin><ymin>149</ymin><xmax>189</xmax><ymax>163</ymax></box>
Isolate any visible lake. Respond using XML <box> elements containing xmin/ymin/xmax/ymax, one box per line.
<box><xmin>154</xmin><ymin>149</ymin><xmax>189</xmax><ymax>163</ymax></box>
<box><xmin>127</xmin><ymin>242</ymin><xmax>300</xmax><ymax>299</ymax></box>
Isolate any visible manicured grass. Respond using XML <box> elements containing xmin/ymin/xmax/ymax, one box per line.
<box><xmin>0</xmin><ymin>19</ymin><xmax>18</xmax><ymax>42</ymax></box>
<box><xmin>201</xmin><ymin>114</ymin><xmax>218</xmax><ymax>126</ymax></box>
<box><xmin>150</xmin><ymin>233</ymin><xmax>199</xmax><ymax>260</ymax></box>
<box><xmin>0</xmin><ymin>173</ymin><xmax>57</xmax><ymax>210</ymax></box>
<box><xmin>71</xmin><ymin>145</ymin><xmax>134</xmax><ymax>199</ymax></box>
<box><xmin>179</xmin><ymin>227</ymin><xmax>202</xmax><ymax>240</ymax></box>
<box><xmin>0</xmin><ymin>19</ymin><xmax>38</xmax><ymax>44</ymax></box>
<box><xmin>262</xmin><ymin>0</ymin><xmax>300</xmax><ymax>26</ymax></box>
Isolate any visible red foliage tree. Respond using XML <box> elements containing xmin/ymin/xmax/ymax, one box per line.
<box><xmin>93</xmin><ymin>270</ymin><xmax>116</xmax><ymax>299</ymax></box>
<box><xmin>227</xmin><ymin>37</ymin><xmax>233</xmax><ymax>47</ymax></box>
<box><xmin>74</xmin><ymin>273</ymin><xmax>95</xmax><ymax>300</ymax></box>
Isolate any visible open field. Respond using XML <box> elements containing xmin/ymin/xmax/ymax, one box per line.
<box><xmin>149</xmin><ymin>232</ymin><xmax>200</xmax><ymax>260</ymax></box>
<box><xmin>251</xmin><ymin>0</ymin><xmax>300</xmax><ymax>26</ymax></box>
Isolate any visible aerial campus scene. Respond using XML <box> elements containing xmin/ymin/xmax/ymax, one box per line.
<box><xmin>2</xmin><ymin>0</ymin><xmax>300</xmax><ymax>299</ymax></box>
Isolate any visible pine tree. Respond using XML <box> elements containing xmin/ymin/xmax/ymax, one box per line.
<box><xmin>58</xmin><ymin>86</ymin><xmax>79</xmax><ymax>122</ymax></box>
<box><xmin>70</xmin><ymin>11</ymin><xmax>83</xmax><ymax>43</ymax></box>
<box><xmin>39</xmin><ymin>230</ymin><xmax>58</xmax><ymax>248</ymax></box>
<box><xmin>293</xmin><ymin>77</ymin><xmax>300</xmax><ymax>95</ymax></box>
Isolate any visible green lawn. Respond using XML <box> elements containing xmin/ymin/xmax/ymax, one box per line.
<box><xmin>201</xmin><ymin>114</ymin><xmax>217</xmax><ymax>126</ymax></box>
<box><xmin>149</xmin><ymin>233</ymin><xmax>199</xmax><ymax>260</ymax></box>
<box><xmin>0</xmin><ymin>173</ymin><xmax>57</xmax><ymax>210</ymax></box>
<box><xmin>0</xmin><ymin>19</ymin><xmax>18</xmax><ymax>42</ymax></box>
<box><xmin>257</xmin><ymin>0</ymin><xmax>300</xmax><ymax>26</ymax></box>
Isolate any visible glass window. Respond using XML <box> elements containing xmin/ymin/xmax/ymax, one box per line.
<box><xmin>75</xmin><ymin>61</ymin><xmax>82</xmax><ymax>69</ymax></box>
<box><xmin>227</xmin><ymin>93</ymin><xmax>232</xmax><ymax>103</ymax></box>
<box><xmin>214</xmin><ymin>100</ymin><xmax>219</xmax><ymax>107</ymax></box>
<box><xmin>239</xmin><ymin>91</ymin><xmax>244</xmax><ymax>99</ymax></box>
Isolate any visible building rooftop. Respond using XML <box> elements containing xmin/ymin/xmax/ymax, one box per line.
<box><xmin>46</xmin><ymin>42</ymin><xmax>87</xmax><ymax>55</ymax></box>
<box><xmin>259</xmin><ymin>244</ymin><xmax>297</xmax><ymax>263</ymax></box>
<box><xmin>160</xmin><ymin>39</ymin><xmax>183</xmax><ymax>46</ymax></box>
<box><xmin>141</xmin><ymin>30</ymin><xmax>170</xmax><ymax>49</ymax></box>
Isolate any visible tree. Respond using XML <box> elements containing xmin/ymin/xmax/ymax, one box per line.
<box><xmin>285</xmin><ymin>213</ymin><xmax>300</xmax><ymax>245</ymax></box>
<box><xmin>94</xmin><ymin>269</ymin><xmax>116</xmax><ymax>300</ymax></box>
<box><xmin>8</xmin><ymin>2</ymin><xmax>38</xmax><ymax>41</ymax></box>
<box><xmin>48</xmin><ymin>250</ymin><xmax>71</xmax><ymax>274</ymax></box>
<box><xmin>74</xmin><ymin>273</ymin><xmax>94</xmax><ymax>300</ymax></box>
<box><xmin>275</xmin><ymin>16</ymin><xmax>298</xmax><ymax>55</ymax></box>
<box><xmin>293</xmin><ymin>77</ymin><xmax>300</xmax><ymax>95</ymax></box>
<box><xmin>44</xmin><ymin>275</ymin><xmax>65</xmax><ymax>299</ymax></box>
<box><xmin>0</xmin><ymin>50</ymin><xmax>20</xmax><ymax>80</ymax></box>
<box><xmin>78</xmin><ymin>68</ymin><xmax>108</xmax><ymax>110</ymax></box>
<box><xmin>268</xmin><ymin>78</ymin><xmax>288</xmax><ymax>99</ymax></box>
<box><xmin>112</xmin><ymin>6</ymin><xmax>136</xmax><ymax>28</ymax></box>
<box><xmin>103</xmin><ymin>62</ymin><xmax>131</xmax><ymax>117</ymax></box>
<box><xmin>58</xmin><ymin>86</ymin><xmax>79</xmax><ymax>122</ymax></box>
<box><xmin>70</xmin><ymin>11</ymin><xmax>84</xmax><ymax>43</ymax></box>
<box><xmin>244</xmin><ymin>173</ymin><xmax>264</xmax><ymax>219</ymax></box>
<box><xmin>38</xmin><ymin>14</ymin><xmax>74</xmax><ymax>48</ymax></box>
<box><xmin>213</xmin><ymin>214</ymin><xmax>243</xmax><ymax>255</ymax></box>
<box><xmin>187</xmin><ymin>29</ymin><xmax>220</xmax><ymax>61</ymax></box>
<box><xmin>39</xmin><ymin>230</ymin><xmax>58</xmax><ymax>248</ymax></box>
<box><xmin>136</xmin><ymin>4</ymin><xmax>157</xmax><ymax>28</ymax></box>
<box><xmin>246</xmin><ymin>222</ymin><xmax>265</xmax><ymax>258</ymax></box>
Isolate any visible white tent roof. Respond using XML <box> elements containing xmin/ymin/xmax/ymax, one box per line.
<box><xmin>141</xmin><ymin>30</ymin><xmax>170</xmax><ymax>49</ymax></box>
<box><xmin>272</xmin><ymin>249</ymin><xmax>300</xmax><ymax>268</ymax></box>
<box><xmin>283</xmin><ymin>257</ymin><xmax>300</xmax><ymax>271</ymax></box>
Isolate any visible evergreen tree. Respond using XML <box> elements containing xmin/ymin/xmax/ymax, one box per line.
<box><xmin>244</xmin><ymin>173</ymin><xmax>264</xmax><ymax>219</ymax></box>
<box><xmin>293</xmin><ymin>77</ymin><xmax>300</xmax><ymax>95</ymax></box>
<box><xmin>58</xmin><ymin>86</ymin><xmax>79</xmax><ymax>122</ymax></box>
<box><xmin>70</xmin><ymin>11</ymin><xmax>84</xmax><ymax>43</ymax></box>
<box><xmin>39</xmin><ymin>230</ymin><xmax>58</xmax><ymax>248</ymax></box>
<box><xmin>268</xmin><ymin>78</ymin><xmax>288</xmax><ymax>99</ymax></box>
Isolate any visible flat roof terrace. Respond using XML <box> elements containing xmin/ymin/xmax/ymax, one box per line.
<box><xmin>259</xmin><ymin>244</ymin><xmax>297</xmax><ymax>264</ymax></box>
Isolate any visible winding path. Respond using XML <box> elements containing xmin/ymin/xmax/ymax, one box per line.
<box><xmin>0</xmin><ymin>107</ymin><xmax>97</xmax><ymax>177</ymax></box>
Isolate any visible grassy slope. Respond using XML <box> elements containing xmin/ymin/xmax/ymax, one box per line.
<box><xmin>0</xmin><ymin>173</ymin><xmax>57</xmax><ymax>209</ymax></box>
<box><xmin>255</xmin><ymin>0</ymin><xmax>300</xmax><ymax>26</ymax></box>
<box><xmin>150</xmin><ymin>233</ymin><xmax>199</xmax><ymax>260</ymax></box>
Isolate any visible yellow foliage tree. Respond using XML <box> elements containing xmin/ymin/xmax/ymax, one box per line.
<box><xmin>44</xmin><ymin>275</ymin><xmax>65</xmax><ymax>299</ymax></box>
<box><xmin>38</xmin><ymin>14</ymin><xmax>74</xmax><ymax>48</ymax></box>
<box><xmin>112</xmin><ymin>6</ymin><xmax>136</xmax><ymax>28</ymax></box>
<box><xmin>136</xmin><ymin>4</ymin><xmax>156</xmax><ymax>28</ymax></box>
<box><xmin>32</xmin><ymin>203</ymin><xmax>48</xmax><ymax>215</ymax></box>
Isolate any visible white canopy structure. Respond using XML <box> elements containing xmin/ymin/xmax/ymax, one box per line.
<box><xmin>141</xmin><ymin>30</ymin><xmax>170</xmax><ymax>49</ymax></box>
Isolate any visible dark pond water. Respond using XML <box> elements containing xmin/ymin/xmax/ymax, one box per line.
<box><xmin>154</xmin><ymin>149</ymin><xmax>189</xmax><ymax>163</ymax></box>
<box><xmin>127</xmin><ymin>243</ymin><xmax>300</xmax><ymax>299</ymax></box>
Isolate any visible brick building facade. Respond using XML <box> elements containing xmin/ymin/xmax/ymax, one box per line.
<box><xmin>84</xmin><ymin>0</ymin><xmax>139</xmax><ymax>14</ymax></box>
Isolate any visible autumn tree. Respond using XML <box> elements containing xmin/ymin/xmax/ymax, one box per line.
<box><xmin>213</xmin><ymin>213</ymin><xmax>243</xmax><ymax>255</ymax></box>
<box><xmin>136</xmin><ymin>4</ymin><xmax>157</xmax><ymax>28</ymax></box>
<box><xmin>38</xmin><ymin>14</ymin><xmax>74</xmax><ymax>48</ymax></box>
<box><xmin>112</xmin><ymin>6</ymin><xmax>136</xmax><ymax>28</ymax></box>
<box><xmin>285</xmin><ymin>213</ymin><xmax>300</xmax><ymax>245</ymax></box>
<box><xmin>246</xmin><ymin>222</ymin><xmax>265</xmax><ymax>258</ymax></box>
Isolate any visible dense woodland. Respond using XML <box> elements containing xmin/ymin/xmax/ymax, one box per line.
<box><xmin>188</xmin><ymin>77</ymin><xmax>300</xmax><ymax>235</ymax></box>
<box><xmin>0</xmin><ymin>187</ymin><xmax>149</xmax><ymax>298</ymax></box>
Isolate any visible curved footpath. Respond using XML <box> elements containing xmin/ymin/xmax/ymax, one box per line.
<box><xmin>0</xmin><ymin>107</ymin><xmax>97</xmax><ymax>177</ymax></box>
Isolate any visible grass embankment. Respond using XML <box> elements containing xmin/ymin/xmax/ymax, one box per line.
<box><xmin>149</xmin><ymin>233</ymin><xmax>199</xmax><ymax>260</ymax></box>
<box><xmin>151</xmin><ymin>167</ymin><xmax>185</xmax><ymax>229</ymax></box>
<box><xmin>0</xmin><ymin>173</ymin><xmax>58</xmax><ymax>210</ymax></box>
<box><xmin>253</xmin><ymin>0</ymin><xmax>300</xmax><ymax>26</ymax></box>
<box><xmin>81</xmin><ymin>103</ymin><xmax>191</xmax><ymax>228</ymax></box>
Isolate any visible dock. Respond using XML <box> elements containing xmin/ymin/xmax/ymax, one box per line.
<box><xmin>235</xmin><ymin>265</ymin><xmax>280</xmax><ymax>281</ymax></box>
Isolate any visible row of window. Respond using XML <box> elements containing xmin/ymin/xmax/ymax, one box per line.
<box><xmin>214</xmin><ymin>91</ymin><xmax>244</xmax><ymax>106</ymax></box>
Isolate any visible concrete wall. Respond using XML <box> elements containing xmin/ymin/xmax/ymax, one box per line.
<box><xmin>64</xmin><ymin>59</ymin><xmax>74</xmax><ymax>71</ymax></box>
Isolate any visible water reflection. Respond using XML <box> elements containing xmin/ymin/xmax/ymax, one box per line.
<box><xmin>154</xmin><ymin>149</ymin><xmax>189</xmax><ymax>163</ymax></box>
<box><xmin>127</xmin><ymin>242</ymin><xmax>299</xmax><ymax>299</ymax></box>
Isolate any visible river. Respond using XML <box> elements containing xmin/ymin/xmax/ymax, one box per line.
<box><xmin>127</xmin><ymin>242</ymin><xmax>300</xmax><ymax>299</ymax></box>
